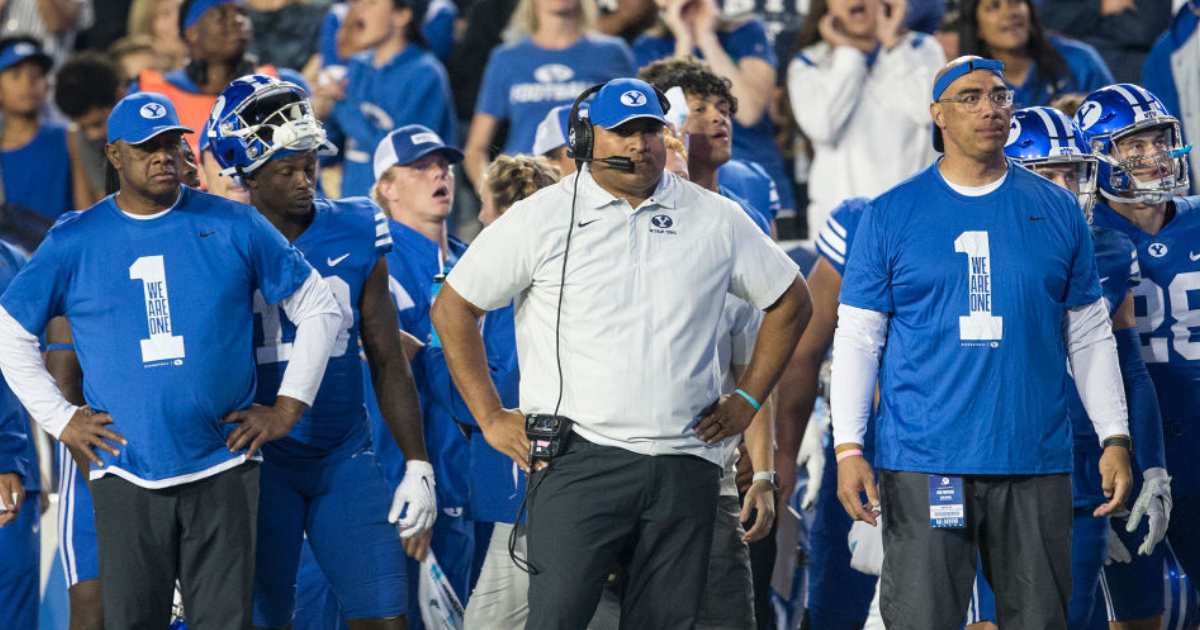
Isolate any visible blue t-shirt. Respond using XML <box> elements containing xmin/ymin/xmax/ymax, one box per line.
<box><xmin>253</xmin><ymin>198</ymin><xmax>391</xmax><ymax>461</ymax></box>
<box><xmin>366</xmin><ymin>220</ymin><xmax>471</xmax><ymax>511</ymax></box>
<box><xmin>475</xmin><ymin>34</ymin><xmax>636</xmax><ymax>155</ymax></box>
<box><xmin>1093</xmin><ymin>197</ymin><xmax>1200</xmax><ymax>425</ymax></box>
<box><xmin>0</xmin><ymin>121</ymin><xmax>73</xmax><ymax>221</ymax></box>
<box><xmin>839</xmin><ymin>162</ymin><xmax>1101</xmax><ymax>475</ymax></box>
<box><xmin>634</xmin><ymin>20</ymin><xmax>795</xmax><ymax>211</ymax></box>
<box><xmin>720</xmin><ymin>159</ymin><xmax>781</xmax><ymax>221</ymax></box>
<box><xmin>0</xmin><ymin>187</ymin><xmax>313</xmax><ymax>485</ymax></box>
<box><xmin>0</xmin><ymin>241</ymin><xmax>37</xmax><ymax>492</ymax></box>
<box><xmin>331</xmin><ymin>44</ymin><xmax>457</xmax><ymax>198</ymax></box>
<box><xmin>1011</xmin><ymin>35</ymin><xmax>1114</xmax><ymax>108</ymax></box>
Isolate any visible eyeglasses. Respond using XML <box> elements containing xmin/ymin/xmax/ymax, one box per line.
<box><xmin>937</xmin><ymin>90</ymin><xmax>1015</xmax><ymax>112</ymax></box>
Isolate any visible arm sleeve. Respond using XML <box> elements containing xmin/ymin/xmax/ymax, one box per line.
<box><xmin>1063</xmin><ymin>299</ymin><xmax>1130</xmax><ymax>443</ymax></box>
<box><xmin>0</xmin><ymin>307</ymin><xmax>78</xmax><ymax>438</ymax></box>
<box><xmin>1115</xmin><ymin>326</ymin><xmax>1166</xmax><ymax>469</ymax></box>
<box><xmin>787</xmin><ymin>47</ymin><xmax>868</xmax><ymax>144</ymax></box>
<box><xmin>276</xmin><ymin>270</ymin><xmax>341</xmax><ymax>405</ymax></box>
<box><xmin>830</xmin><ymin>304</ymin><xmax>889</xmax><ymax>446</ymax></box>
<box><xmin>872</xmin><ymin>34</ymin><xmax>946</xmax><ymax>126</ymax></box>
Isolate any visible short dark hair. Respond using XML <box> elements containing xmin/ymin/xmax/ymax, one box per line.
<box><xmin>637</xmin><ymin>57</ymin><xmax>738</xmax><ymax>116</ymax></box>
<box><xmin>54</xmin><ymin>51</ymin><xmax>122</xmax><ymax>119</ymax></box>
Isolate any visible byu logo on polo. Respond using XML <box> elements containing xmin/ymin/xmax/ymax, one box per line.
<box><xmin>1149</xmin><ymin>243</ymin><xmax>1169</xmax><ymax>258</ymax></box>
<box><xmin>651</xmin><ymin>215</ymin><xmax>673</xmax><ymax>229</ymax></box>
<box><xmin>621</xmin><ymin>90</ymin><xmax>646</xmax><ymax>107</ymax></box>
<box><xmin>140</xmin><ymin>102</ymin><xmax>167</xmax><ymax>119</ymax></box>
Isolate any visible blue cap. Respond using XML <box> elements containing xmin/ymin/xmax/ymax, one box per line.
<box><xmin>587</xmin><ymin>78</ymin><xmax>667</xmax><ymax>130</ymax></box>
<box><xmin>373</xmin><ymin>124</ymin><xmax>464</xmax><ymax>180</ymax></box>
<box><xmin>931</xmin><ymin>56</ymin><xmax>1007</xmax><ymax>152</ymax></box>
<box><xmin>106</xmin><ymin>93</ymin><xmax>194</xmax><ymax>145</ymax></box>
<box><xmin>0</xmin><ymin>40</ymin><xmax>52</xmax><ymax>74</ymax></box>
<box><xmin>182</xmin><ymin>0</ymin><xmax>244</xmax><ymax>31</ymax></box>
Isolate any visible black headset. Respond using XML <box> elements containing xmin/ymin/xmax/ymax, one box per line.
<box><xmin>567</xmin><ymin>81</ymin><xmax>671</xmax><ymax>171</ymax></box>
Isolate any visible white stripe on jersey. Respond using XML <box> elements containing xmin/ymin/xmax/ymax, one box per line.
<box><xmin>376</xmin><ymin>222</ymin><xmax>389</xmax><ymax>237</ymax></box>
<box><xmin>377</xmin><ymin>236</ymin><xmax>393</xmax><ymax>248</ymax></box>
<box><xmin>389</xmin><ymin>275</ymin><xmax>416</xmax><ymax>311</ymax></box>
<box><xmin>1099</xmin><ymin>567</ymin><xmax>1116</xmax><ymax>621</ymax></box>
<box><xmin>828</xmin><ymin>216</ymin><xmax>847</xmax><ymax>238</ymax></box>
<box><xmin>58</xmin><ymin>443</ymin><xmax>79</xmax><ymax>586</ymax></box>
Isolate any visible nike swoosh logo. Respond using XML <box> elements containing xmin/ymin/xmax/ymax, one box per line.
<box><xmin>327</xmin><ymin>253</ymin><xmax>351</xmax><ymax>266</ymax></box>
<box><xmin>1029</xmin><ymin>216</ymin><xmax>1046</xmax><ymax>222</ymax></box>
<box><xmin>199</xmin><ymin>231</ymin><xmax>216</xmax><ymax>237</ymax></box>
<box><xmin>577</xmin><ymin>219</ymin><xmax>600</xmax><ymax>228</ymax></box>
<box><xmin>1191</xmin><ymin>252</ymin><xmax>1200</xmax><ymax>261</ymax></box>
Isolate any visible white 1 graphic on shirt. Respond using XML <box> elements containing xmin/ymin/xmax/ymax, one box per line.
<box><xmin>954</xmin><ymin>231</ymin><xmax>1004</xmax><ymax>342</ymax></box>
<box><xmin>129</xmin><ymin>255</ymin><xmax>186</xmax><ymax>363</ymax></box>
<box><xmin>254</xmin><ymin>275</ymin><xmax>354</xmax><ymax>365</ymax></box>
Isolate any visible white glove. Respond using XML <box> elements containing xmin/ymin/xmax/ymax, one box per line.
<box><xmin>797</xmin><ymin>404</ymin><xmax>827</xmax><ymax>511</ymax></box>
<box><xmin>389</xmin><ymin>460</ymin><xmax>437</xmax><ymax>538</ymax></box>
<box><xmin>848</xmin><ymin>519</ymin><xmax>884</xmax><ymax>576</ymax></box>
<box><xmin>1105</xmin><ymin>520</ymin><xmax>1132</xmax><ymax>565</ymax></box>
<box><xmin>1126</xmin><ymin>466</ymin><xmax>1172</xmax><ymax>556</ymax></box>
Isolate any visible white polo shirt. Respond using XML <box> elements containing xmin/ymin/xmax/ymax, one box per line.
<box><xmin>447</xmin><ymin>167</ymin><xmax>798</xmax><ymax>467</ymax></box>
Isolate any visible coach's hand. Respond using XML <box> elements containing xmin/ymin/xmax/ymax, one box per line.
<box><xmin>695</xmin><ymin>394</ymin><xmax>756</xmax><ymax>444</ymax></box>
<box><xmin>1095</xmin><ymin>442</ymin><xmax>1133</xmax><ymax>517</ymax></box>
<box><xmin>59</xmin><ymin>406</ymin><xmax>125</xmax><ymax>469</ymax></box>
<box><xmin>1126</xmin><ymin>466</ymin><xmax>1172</xmax><ymax>555</ymax></box>
<box><xmin>391</xmin><ymin>460</ymin><xmax>437</xmax><ymax>538</ymax></box>
<box><xmin>0</xmin><ymin>473</ymin><xmax>24</xmax><ymax>529</ymax></box>
<box><xmin>222</xmin><ymin>396</ymin><xmax>308</xmax><ymax>459</ymax></box>
<box><xmin>479</xmin><ymin>408</ymin><xmax>540</xmax><ymax>473</ymax></box>
<box><xmin>741</xmin><ymin>478</ymin><xmax>776</xmax><ymax>542</ymax></box>
<box><xmin>836</xmin><ymin>444</ymin><xmax>880</xmax><ymax>526</ymax></box>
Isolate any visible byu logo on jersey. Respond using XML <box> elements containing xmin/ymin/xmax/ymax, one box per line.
<box><xmin>1149</xmin><ymin>242</ymin><xmax>1169</xmax><ymax>258</ymax></box>
<box><xmin>140</xmin><ymin>102</ymin><xmax>167</xmax><ymax>120</ymax></box>
<box><xmin>620</xmin><ymin>90</ymin><xmax>646</xmax><ymax>107</ymax></box>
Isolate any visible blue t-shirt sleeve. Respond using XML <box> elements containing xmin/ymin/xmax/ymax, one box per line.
<box><xmin>475</xmin><ymin>47</ymin><xmax>511</xmax><ymax>119</ymax></box>
<box><xmin>1064</xmin><ymin>200</ymin><xmax>1102</xmax><ymax>308</ymax></box>
<box><xmin>725</xmin><ymin>19</ymin><xmax>777</xmax><ymax>66</ymax></box>
<box><xmin>839</xmin><ymin>199</ymin><xmax>894</xmax><ymax>313</ymax></box>
<box><xmin>245</xmin><ymin>211</ymin><xmax>315</xmax><ymax>305</ymax></box>
<box><xmin>0</xmin><ymin>231</ymin><xmax>69</xmax><ymax>335</ymax></box>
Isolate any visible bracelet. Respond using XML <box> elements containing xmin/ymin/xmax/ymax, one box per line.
<box><xmin>1101</xmin><ymin>435</ymin><xmax>1133</xmax><ymax>452</ymax></box>
<box><xmin>733</xmin><ymin>388</ymin><xmax>761</xmax><ymax>411</ymax></box>
<box><xmin>836</xmin><ymin>449</ymin><xmax>863</xmax><ymax>463</ymax></box>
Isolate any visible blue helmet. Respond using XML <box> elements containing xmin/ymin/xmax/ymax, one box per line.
<box><xmin>206</xmin><ymin>74</ymin><xmax>334</xmax><ymax>178</ymax></box>
<box><xmin>1005</xmin><ymin>106</ymin><xmax>1098</xmax><ymax>218</ymax></box>
<box><xmin>1074</xmin><ymin>84</ymin><xmax>1191</xmax><ymax>205</ymax></box>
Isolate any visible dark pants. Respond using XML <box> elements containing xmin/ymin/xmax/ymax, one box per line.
<box><xmin>92</xmin><ymin>462</ymin><xmax>259</xmax><ymax>630</ymax></box>
<box><xmin>878</xmin><ymin>469</ymin><xmax>1072</xmax><ymax>630</ymax></box>
<box><xmin>525</xmin><ymin>437</ymin><xmax>721</xmax><ymax>630</ymax></box>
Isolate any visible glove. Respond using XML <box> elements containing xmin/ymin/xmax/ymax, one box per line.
<box><xmin>389</xmin><ymin>460</ymin><xmax>437</xmax><ymax>538</ymax></box>
<box><xmin>848</xmin><ymin>519</ymin><xmax>884</xmax><ymax>576</ymax></box>
<box><xmin>1105</xmin><ymin>519</ymin><xmax>1132</xmax><ymax>565</ymax></box>
<box><xmin>797</xmin><ymin>404</ymin><xmax>827</xmax><ymax>511</ymax></box>
<box><xmin>1126</xmin><ymin>466</ymin><xmax>1172</xmax><ymax>556</ymax></box>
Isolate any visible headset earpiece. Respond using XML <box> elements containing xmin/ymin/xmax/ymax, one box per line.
<box><xmin>568</xmin><ymin>83</ymin><xmax>604</xmax><ymax>163</ymax></box>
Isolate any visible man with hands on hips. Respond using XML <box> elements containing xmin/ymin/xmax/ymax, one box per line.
<box><xmin>431</xmin><ymin>77</ymin><xmax>811</xmax><ymax>628</ymax></box>
<box><xmin>830</xmin><ymin>57</ymin><xmax>1132</xmax><ymax>630</ymax></box>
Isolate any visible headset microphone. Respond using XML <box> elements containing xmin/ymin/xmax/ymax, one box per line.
<box><xmin>582</xmin><ymin>156</ymin><xmax>635</xmax><ymax>173</ymax></box>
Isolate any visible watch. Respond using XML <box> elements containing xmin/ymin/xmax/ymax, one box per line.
<box><xmin>1102</xmin><ymin>435</ymin><xmax>1133</xmax><ymax>452</ymax></box>
<box><xmin>752</xmin><ymin>471</ymin><xmax>779</xmax><ymax>490</ymax></box>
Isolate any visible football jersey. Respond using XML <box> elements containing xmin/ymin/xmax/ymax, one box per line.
<box><xmin>0</xmin><ymin>187</ymin><xmax>313</xmax><ymax>486</ymax></box>
<box><xmin>1093</xmin><ymin>197</ymin><xmax>1200</xmax><ymax>424</ymax></box>
<box><xmin>1064</xmin><ymin>225</ymin><xmax>1140</xmax><ymax>444</ymax></box>
<box><xmin>840</xmin><ymin>162</ymin><xmax>1101</xmax><ymax>475</ymax></box>
<box><xmin>719</xmin><ymin>159</ymin><xmax>782</xmax><ymax>221</ymax></box>
<box><xmin>0</xmin><ymin>241</ymin><xmax>37</xmax><ymax>492</ymax></box>
<box><xmin>815</xmin><ymin>197</ymin><xmax>870</xmax><ymax>276</ymax></box>
<box><xmin>253</xmin><ymin>198</ymin><xmax>392</xmax><ymax>460</ymax></box>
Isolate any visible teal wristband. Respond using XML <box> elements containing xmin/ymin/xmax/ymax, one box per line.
<box><xmin>733</xmin><ymin>388</ymin><xmax>761</xmax><ymax>411</ymax></box>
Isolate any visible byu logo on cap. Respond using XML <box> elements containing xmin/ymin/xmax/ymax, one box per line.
<box><xmin>140</xmin><ymin>102</ymin><xmax>167</xmax><ymax>120</ymax></box>
<box><xmin>620</xmin><ymin>90</ymin><xmax>646</xmax><ymax>107</ymax></box>
<box><xmin>411</xmin><ymin>132</ymin><xmax>439</xmax><ymax>145</ymax></box>
<box><xmin>13</xmin><ymin>43</ymin><xmax>35</xmax><ymax>56</ymax></box>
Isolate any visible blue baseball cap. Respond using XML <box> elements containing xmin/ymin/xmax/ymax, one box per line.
<box><xmin>587</xmin><ymin>78</ymin><xmax>667</xmax><ymax>130</ymax></box>
<box><xmin>532</xmin><ymin>103</ymin><xmax>588</xmax><ymax>157</ymax></box>
<box><xmin>107</xmin><ymin>93</ymin><xmax>194</xmax><ymax>145</ymax></box>
<box><xmin>182</xmin><ymin>0</ymin><xmax>244</xmax><ymax>31</ymax></box>
<box><xmin>931</xmin><ymin>56</ymin><xmax>1007</xmax><ymax>152</ymax></box>
<box><xmin>373</xmin><ymin>125</ymin><xmax>464</xmax><ymax>180</ymax></box>
<box><xmin>0</xmin><ymin>40</ymin><xmax>52</xmax><ymax>74</ymax></box>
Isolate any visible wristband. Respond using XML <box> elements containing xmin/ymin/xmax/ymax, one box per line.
<box><xmin>836</xmin><ymin>449</ymin><xmax>863</xmax><ymax>463</ymax></box>
<box><xmin>733</xmin><ymin>388</ymin><xmax>761</xmax><ymax>411</ymax></box>
<box><xmin>1102</xmin><ymin>435</ymin><xmax>1133</xmax><ymax>452</ymax></box>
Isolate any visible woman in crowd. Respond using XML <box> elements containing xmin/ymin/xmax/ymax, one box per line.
<box><xmin>462</xmin><ymin>0</ymin><xmax>634</xmax><ymax>187</ymax></box>
<box><xmin>958</xmin><ymin>0</ymin><xmax>1112</xmax><ymax>107</ymax></box>
<box><xmin>316</xmin><ymin>0</ymin><xmax>456</xmax><ymax>198</ymax></box>
<box><xmin>633</xmin><ymin>0</ymin><xmax>796</xmax><ymax>218</ymax></box>
<box><xmin>787</xmin><ymin>0</ymin><xmax>944</xmax><ymax>240</ymax></box>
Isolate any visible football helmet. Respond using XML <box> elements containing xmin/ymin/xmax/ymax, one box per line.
<box><xmin>1005</xmin><ymin>106</ymin><xmax>1098</xmax><ymax>218</ymax></box>
<box><xmin>207</xmin><ymin>74</ymin><xmax>334</xmax><ymax>178</ymax></box>
<box><xmin>1074</xmin><ymin>84</ymin><xmax>1191</xmax><ymax>205</ymax></box>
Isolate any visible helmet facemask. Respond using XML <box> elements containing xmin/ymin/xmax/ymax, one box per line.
<box><xmin>1028</xmin><ymin>155</ymin><xmax>1099</xmax><ymax>221</ymax></box>
<box><xmin>1099</xmin><ymin>120</ymin><xmax>1191</xmax><ymax>205</ymax></box>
